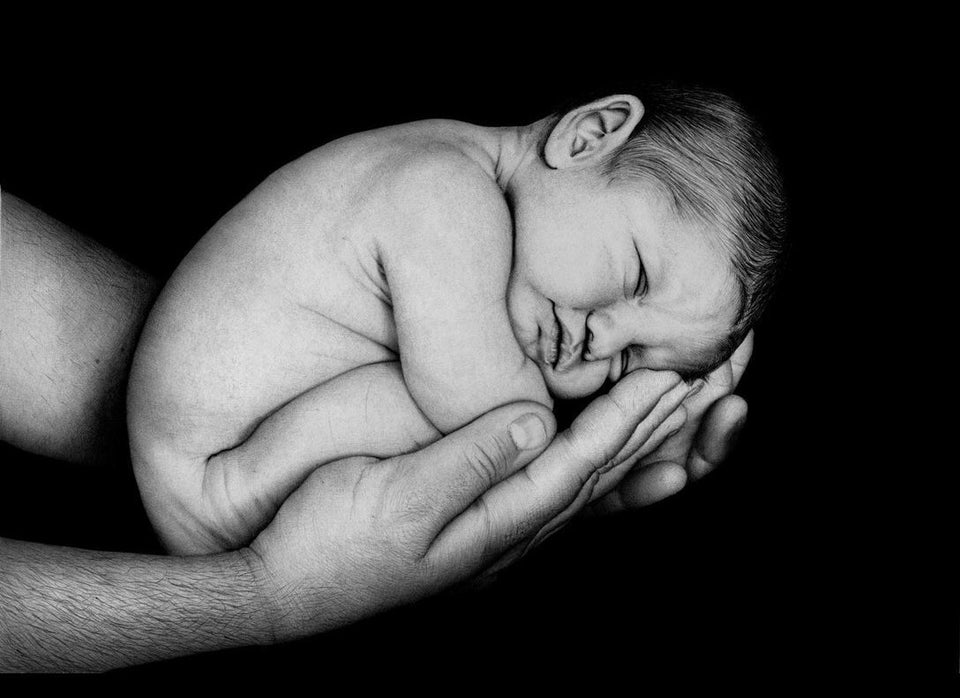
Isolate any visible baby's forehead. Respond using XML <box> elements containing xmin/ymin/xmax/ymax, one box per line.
<box><xmin>613</xmin><ymin>180</ymin><xmax>732</xmax><ymax>256</ymax></box>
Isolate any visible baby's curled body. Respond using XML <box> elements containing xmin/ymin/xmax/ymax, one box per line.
<box><xmin>128</xmin><ymin>121</ymin><xmax>550</xmax><ymax>553</ymax></box>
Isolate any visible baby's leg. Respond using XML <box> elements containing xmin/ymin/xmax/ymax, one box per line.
<box><xmin>155</xmin><ymin>362</ymin><xmax>440</xmax><ymax>554</ymax></box>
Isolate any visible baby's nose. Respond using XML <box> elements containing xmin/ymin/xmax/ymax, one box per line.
<box><xmin>585</xmin><ymin>308</ymin><xmax>629</xmax><ymax>361</ymax></box>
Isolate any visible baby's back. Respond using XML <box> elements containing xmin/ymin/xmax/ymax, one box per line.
<box><xmin>130</xmin><ymin>122</ymin><xmax>474</xmax><ymax>462</ymax></box>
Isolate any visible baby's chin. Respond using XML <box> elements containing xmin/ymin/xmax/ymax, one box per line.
<box><xmin>540</xmin><ymin>363</ymin><xmax>610</xmax><ymax>400</ymax></box>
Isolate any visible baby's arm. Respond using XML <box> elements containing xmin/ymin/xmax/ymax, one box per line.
<box><xmin>382</xmin><ymin>152</ymin><xmax>552</xmax><ymax>434</ymax></box>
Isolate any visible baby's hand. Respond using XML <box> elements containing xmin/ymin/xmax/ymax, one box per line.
<box><xmin>589</xmin><ymin>331</ymin><xmax>753</xmax><ymax>512</ymax></box>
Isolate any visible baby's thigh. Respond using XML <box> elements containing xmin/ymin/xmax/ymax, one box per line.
<box><xmin>183</xmin><ymin>361</ymin><xmax>442</xmax><ymax>553</ymax></box>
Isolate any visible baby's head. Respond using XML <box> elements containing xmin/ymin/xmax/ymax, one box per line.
<box><xmin>505</xmin><ymin>83</ymin><xmax>787</xmax><ymax>399</ymax></box>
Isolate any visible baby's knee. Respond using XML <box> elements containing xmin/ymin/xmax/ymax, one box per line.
<box><xmin>131</xmin><ymin>441</ymin><xmax>241</xmax><ymax>554</ymax></box>
<box><xmin>197</xmin><ymin>447</ymin><xmax>275</xmax><ymax>551</ymax></box>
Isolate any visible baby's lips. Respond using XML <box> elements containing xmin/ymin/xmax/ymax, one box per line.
<box><xmin>538</xmin><ymin>325</ymin><xmax>557</xmax><ymax>367</ymax></box>
<box><xmin>554</xmin><ymin>344</ymin><xmax>584</xmax><ymax>373</ymax></box>
<box><xmin>552</xmin><ymin>308</ymin><xmax>587</xmax><ymax>373</ymax></box>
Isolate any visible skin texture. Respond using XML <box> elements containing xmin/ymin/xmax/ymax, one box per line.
<box><xmin>507</xmin><ymin>175</ymin><xmax>739</xmax><ymax>397</ymax></box>
<box><xmin>0</xmin><ymin>194</ymin><xmax>160</xmax><ymax>465</ymax></box>
<box><xmin>0</xmin><ymin>163</ymin><xmax>750</xmax><ymax>669</ymax></box>
<box><xmin>248</xmin><ymin>371</ymin><xmax>695</xmax><ymax>641</ymax></box>
<box><xmin>506</xmin><ymin>94</ymin><xmax>740</xmax><ymax>398</ymax></box>
<box><xmin>128</xmin><ymin>98</ymin><xmax>750</xmax><ymax>555</ymax></box>
<box><xmin>0</xmin><ymin>376</ymin><xmax>694</xmax><ymax>671</ymax></box>
<box><xmin>0</xmin><ymin>192</ymin><xmax>727</xmax><ymax>671</ymax></box>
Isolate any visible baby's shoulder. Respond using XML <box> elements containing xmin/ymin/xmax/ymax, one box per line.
<box><xmin>389</xmin><ymin>140</ymin><xmax>508</xmax><ymax>226</ymax></box>
<box><xmin>379</xmin><ymin>139</ymin><xmax>513</xmax><ymax>297</ymax></box>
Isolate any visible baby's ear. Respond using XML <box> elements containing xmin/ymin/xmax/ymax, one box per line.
<box><xmin>544</xmin><ymin>94</ymin><xmax>644</xmax><ymax>169</ymax></box>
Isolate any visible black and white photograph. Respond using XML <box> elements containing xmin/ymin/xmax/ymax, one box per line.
<box><xmin>1</xmin><ymin>23</ymin><xmax>909</xmax><ymax>680</ymax></box>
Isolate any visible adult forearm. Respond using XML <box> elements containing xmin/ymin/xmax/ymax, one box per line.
<box><xmin>0</xmin><ymin>192</ymin><xmax>160</xmax><ymax>465</ymax></box>
<box><xmin>0</xmin><ymin>537</ymin><xmax>271</xmax><ymax>672</ymax></box>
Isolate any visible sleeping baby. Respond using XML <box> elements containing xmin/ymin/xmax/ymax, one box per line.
<box><xmin>127</xmin><ymin>83</ymin><xmax>786</xmax><ymax>554</ymax></box>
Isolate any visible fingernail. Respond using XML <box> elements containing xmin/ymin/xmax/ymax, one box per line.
<box><xmin>509</xmin><ymin>413</ymin><xmax>547</xmax><ymax>450</ymax></box>
<box><xmin>686</xmin><ymin>379</ymin><xmax>706</xmax><ymax>398</ymax></box>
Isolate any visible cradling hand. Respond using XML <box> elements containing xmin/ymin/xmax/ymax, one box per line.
<box><xmin>245</xmin><ymin>368</ymin><xmax>696</xmax><ymax>641</ymax></box>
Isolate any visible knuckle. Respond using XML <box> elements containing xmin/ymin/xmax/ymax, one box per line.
<box><xmin>602</xmin><ymin>389</ymin><xmax>633</xmax><ymax>420</ymax></box>
<box><xmin>383</xmin><ymin>486</ymin><xmax>433</xmax><ymax>531</ymax></box>
<box><xmin>561</xmin><ymin>422</ymin><xmax>617</xmax><ymax>470</ymax></box>
<box><xmin>664</xmin><ymin>403</ymin><xmax>688</xmax><ymax>428</ymax></box>
<box><xmin>465</xmin><ymin>497</ymin><xmax>497</xmax><ymax>558</ymax></box>
<box><xmin>462</xmin><ymin>434</ymin><xmax>513</xmax><ymax>487</ymax></box>
<box><xmin>558</xmin><ymin>426</ymin><xmax>619</xmax><ymax>484</ymax></box>
<box><xmin>578</xmin><ymin>465</ymin><xmax>603</xmax><ymax>497</ymax></box>
<box><xmin>468</xmin><ymin>495</ymin><xmax>532</xmax><ymax>563</ymax></box>
<box><xmin>381</xmin><ymin>491</ymin><xmax>437</xmax><ymax>552</ymax></box>
<box><xmin>594</xmin><ymin>454</ymin><xmax>620</xmax><ymax>477</ymax></box>
<box><xmin>376</xmin><ymin>500</ymin><xmax>430</xmax><ymax>562</ymax></box>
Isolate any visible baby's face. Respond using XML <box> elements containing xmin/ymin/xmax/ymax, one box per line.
<box><xmin>507</xmin><ymin>174</ymin><xmax>740</xmax><ymax>399</ymax></box>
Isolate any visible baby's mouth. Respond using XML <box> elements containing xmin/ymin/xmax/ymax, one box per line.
<box><xmin>537</xmin><ymin>304</ymin><xmax>563</xmax><ymax>369</ymax></box>
<box><xmin>551</xmin><ymin>305</ymin><xmax>584</xmax><ymax>373</ymax></box>
<box><xmin>552</xmin><ymin>309</ymin><xmax>564</xmax><ymax>369</ymax></box>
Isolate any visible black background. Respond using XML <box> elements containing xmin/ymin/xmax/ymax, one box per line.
<box><xmin>2</xmin><ymin>25</ymin><xmax>888</xmax><ymax>680</ymax></box>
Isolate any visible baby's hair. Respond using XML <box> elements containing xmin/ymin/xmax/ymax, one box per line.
<box><xmin>600</xmin><ymin>82</ymin><xmax>788</xmax><ymax>376</ymax></box>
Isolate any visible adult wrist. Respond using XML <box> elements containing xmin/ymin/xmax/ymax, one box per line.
<box><xmin>234</xmin><ymin>545</ymin><xmax>281</xmax><ymax>647</ymax></box>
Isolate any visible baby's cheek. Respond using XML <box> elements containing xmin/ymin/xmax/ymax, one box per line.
<box><xmin>505</xmin><ymin>278</ymin><xmax>537</xmax><ymax>335</ymax></box>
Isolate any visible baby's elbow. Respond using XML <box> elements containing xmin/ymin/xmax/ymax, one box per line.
<box><xmin>417</xmin><ymin>362</ymin><xmax>552</xmax><ymax>435</ymax></box>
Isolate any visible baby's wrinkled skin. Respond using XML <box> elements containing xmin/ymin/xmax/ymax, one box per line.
<box><xmin>128</xmin><ymin>95</ymin><xmax>739</xmax><ymax>554</ymax></box>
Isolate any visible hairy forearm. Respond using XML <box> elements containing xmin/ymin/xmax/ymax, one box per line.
<box><xmin>0</xmin><ymin>192</ymin><xmax>160</xmax><ymax>465</ymax></box>
<box><xmin>0</xmin><ymin>537</ymin><xmax>271</xmax><ymax>672</ymax></box>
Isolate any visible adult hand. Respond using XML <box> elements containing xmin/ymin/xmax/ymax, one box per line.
<box><xmin>246</xmin><ymin>369</ymin><xmax>696</xmax><ymax>642</ymax></box>
<box><xmin>589</xmin><ymin>331</ymin><xmax>754</xmax><ymax>513</ymax></box>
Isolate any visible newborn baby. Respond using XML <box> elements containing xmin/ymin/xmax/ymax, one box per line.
<box><xmin>128</xmin><ymin>85</ymin><xmax>786</xmax><ymax>554</ymax></box>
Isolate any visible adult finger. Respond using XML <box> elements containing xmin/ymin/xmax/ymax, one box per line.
<box><xmin>588</xmin><ymin>333</ymin><xmax>754</xmax><ymax>514</ymax></box>
<box><xmin>557</xmin><ymin>370</ymin><xmax>683</xmax><ymax>475</ymax></box>
<box><xmin>589</xmin><ymin>403</ymin><xmax>689</xmax><ymax>504</ymax></box>
<box><xmin>392</xmin><ymin>401</ymin><xmax>556</xmax><ymax>538</ymax></box>
<box><xmin>503</xmin><ymin>373</ymin><xmax>695</xmax><ymax>542</ymax></box>
<box><xmin>687</xmin><ymin>394</ymin><xmax>748</xmax><ymax>481</ymax></box>
<box><xmin>607</xmin><ymin>379</ymin><xmax>700</xmax><ymax>469</ymax></box>
<box><xmin>730</xmin><ymin>330</ymin><xmax>754</xmax><ymax>388</ymax></box>
<box><xmin>428</xmin><ymin>369</ymin><xmax>683</xmax><ymax>569</ymax></box>
<box><xmin>589</xmin><ymin>461</ymin><xmax>689</xmax><ymax>515</ymax></box>
<box><xmin>467</xmin><ymin>377</ymin><xmax>691</xmax><ymax>570</ymax></box>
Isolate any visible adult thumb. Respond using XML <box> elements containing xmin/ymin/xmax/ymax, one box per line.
<box><xmin>399</xmin><ymin>402</ymin><xmax>556</xmax><ymax>535</ymax></box>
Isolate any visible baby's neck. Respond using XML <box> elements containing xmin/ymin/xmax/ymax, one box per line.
<box><xmin>453</xmin><ymin>119</ymin><xmax>549</xmax><ymax>195</ymax></box>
